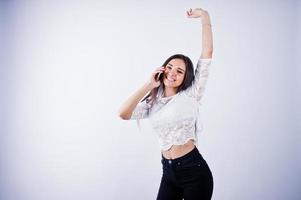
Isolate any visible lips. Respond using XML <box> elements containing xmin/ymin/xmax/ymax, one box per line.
<box><xmin>166</xmin><ymin>76</ymin><xmax>176</xmax><ymax>82</ymax></box>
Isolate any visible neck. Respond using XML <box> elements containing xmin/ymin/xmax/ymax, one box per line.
<box><xmin>163</xmin><ymin>87</ymin><xmax>177</xmax><ymax>97</ymax></box>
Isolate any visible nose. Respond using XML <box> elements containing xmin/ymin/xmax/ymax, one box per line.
<box><xmin>169</xmin><ymin>68</ymin><xmax>177</xmax><ymax>76</ymax></box>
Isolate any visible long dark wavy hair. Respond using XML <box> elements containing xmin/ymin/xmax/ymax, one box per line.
<box><xmin>141</xmin><ymin>54</ymin><xmax>195</xmax><ymax>107</ymax></box>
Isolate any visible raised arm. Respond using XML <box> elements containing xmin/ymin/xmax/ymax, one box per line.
<box><xmin>184</xmin><ymin>8</ymin><xmax>213</xmax><ymax>103</ymax></box>
<box><xmin>187</xmin><ymin>8</ymin><xmax>213</xmax><ymax>58</ymax></box>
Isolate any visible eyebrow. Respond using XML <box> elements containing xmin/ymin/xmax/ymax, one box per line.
<box><xmin>167</xmin><ymin>63</ymin><xmax>185</xmax><ymax>72</ymax></box>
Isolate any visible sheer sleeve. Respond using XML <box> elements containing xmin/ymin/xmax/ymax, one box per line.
<box><xmin>129</xmin><ymin>100</ymin><xmax>151</xmax><ymax>120</ymax></box>
<box><xmin>184</xmin><ymin>57</ymin><xmax>212</xmax><ymax>104</ymax></box>
<box><xmin>129</xmin><ymin>100</ymin><xmax>151</xmax><ymax>132</ymax></box>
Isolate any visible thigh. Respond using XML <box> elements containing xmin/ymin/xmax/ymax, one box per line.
<box><xmin>182</xmin><ymin>174</ymin><xmax>213</xmax><ymax>200</ymax></box>
<box><xmin>156</xmin><ymin>175</ymin><xmax>183</xmax><ymax>200</ymax></box>
<box><xmin>177</xmin><ymin>155</ymin><xmax>214</xmax><ymax>200</ymax></box>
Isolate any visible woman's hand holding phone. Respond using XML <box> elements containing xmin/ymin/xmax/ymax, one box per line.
<box><xmin>156</xmin><ymin>71</ymin><xmax>163</xmax><ymax>81</ymax></box>
<box><xmin>148</xmin><ymin>66</ymin><xmax>165</xmax><ymax>89</ymax></box>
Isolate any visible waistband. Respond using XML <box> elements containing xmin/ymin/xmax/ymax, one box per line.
<box><xmin>161</xmin><ymin>146</ymin><xmax>202</xmax><ymax>165</ymax></box>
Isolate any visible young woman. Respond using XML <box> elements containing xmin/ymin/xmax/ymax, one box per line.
<box><xmin>118</xmin><ymin>8</ymin><xmax>214</xmax><ymax>200</ymax></box>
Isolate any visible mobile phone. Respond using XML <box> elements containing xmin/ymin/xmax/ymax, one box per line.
<box><xmin>156</xmin><ymin>67</ymin><xmax>165</xmax><ymax>81</ymax></box>
<box><xmin>156</xmin><ymin>71</ymin><xmax>163</xmax><ymax>81</ymax></box>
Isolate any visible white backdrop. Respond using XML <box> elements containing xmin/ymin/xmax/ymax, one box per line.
<box><xmin>0</xmin><ymin>0</ymin><xmax>300</xmax><ymax>200</ymax></box>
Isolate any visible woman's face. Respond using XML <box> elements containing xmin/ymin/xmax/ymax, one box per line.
<box><xmin>163</xmin><ymin>58</ymin><xmax>186</xmax><ymax>89</ymax></box>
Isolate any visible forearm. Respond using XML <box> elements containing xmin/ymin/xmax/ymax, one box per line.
<box><xmin>118</xmin><ymin>82</ymin><xmax>153</xmax><ymax>120</ymax></box>
<box><xmin>201</xmin><ymin>14</ymin><xmax>213</xmax><ymax>58</ymax></box>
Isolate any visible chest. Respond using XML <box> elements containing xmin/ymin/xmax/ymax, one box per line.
<box><xmin>149</xmin><ymin>95</ymin><xmax>198</xmax><ymax>126</ymax></box>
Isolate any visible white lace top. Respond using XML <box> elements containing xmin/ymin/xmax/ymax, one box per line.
<box><xmin>130</xmin><ymin>58</ymin><xmax>212</xmax><ymax>151</ymax></box>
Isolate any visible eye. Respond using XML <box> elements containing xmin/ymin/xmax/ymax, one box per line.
<box><xmin>167</xmin><ymin>66</ymin><xmax>172</xmax><ymax>69</ymax></box>
<box><xmin>177</xmin><ymin>71</ymin><xmax>183</xmax><ymax>74</ymax></box>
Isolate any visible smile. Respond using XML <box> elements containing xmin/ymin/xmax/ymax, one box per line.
<box><xmin>166</xmin><ymin>76</ymin><xmax>176</xmax><ymax>82</ymax></box>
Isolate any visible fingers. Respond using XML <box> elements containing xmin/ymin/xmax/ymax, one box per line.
<box><xmin>152</xmin><ymin>66</ymin><xmax>165</xmax><ymax>76</ymax></box>
<box><xmin>187</xmin><ymin>8</ymin><xmax>192</xmax><ymax>16</ymax></box>
<box><xmin>187</xmin><ymin>8</ymin><xmax>196</xmax><ymax>17</ymax></box>
<box><xmin>156</xmin><ymin>66</ymin><xmax>165</xmax><ymax>73</ymax></box>
<box><xmin>149</xmin><ymin>66</ymin><xmax>165</xmax><ymax>88</ymax></box>
<box><xmin>186</xmin><ymin>8</ymin><xmax>206</xmax><ymax>16</ymax></box>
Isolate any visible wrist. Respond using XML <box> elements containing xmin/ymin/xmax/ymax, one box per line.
<box><xmin>145</xmin><ymin>82</ymin><xmax>154</xmax><ymax>90</ymax></box>
<box><xmin>201</xmin><ymin>15</ymin><xmax>211</xmax><ymax>24</ymax></box>
<box><xmin>202</xmin><ymin>23</ymin><xmax>212</xmax><ymax>28</ymax></box>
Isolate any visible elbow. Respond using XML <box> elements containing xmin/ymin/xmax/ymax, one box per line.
<box><xmin>207</xmin><ymin>48</ymin><xmax>213</xmax><ymax>55</ymax></box>
<box><xmin>201</xmin><ymin>49</ymin><xmax>213</xmax><ymax>59</ymax></box>
<box><xmin>118</xmin><ymin>112</ymin><xmax>131</xmax><ymax>120</ymax></box>
<box><xmin>118</xmin><ymin>107</ymin><xmax>131</xmax><ymax>120</ymax></box>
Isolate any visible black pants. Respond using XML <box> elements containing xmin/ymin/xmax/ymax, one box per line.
<box><xmin>156</xmin><ymin>146</ymin><xmax>213</xmax><ymax>200</ymax></box>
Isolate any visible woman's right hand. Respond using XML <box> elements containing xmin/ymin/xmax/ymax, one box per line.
<box><xmin>186</xmin><ymin>8</ymin><xmax>209</xmax><ymax>19</ymax></box>
<box><xmin>148</xmin><ymin>66</ymin><xmax>165</xmax><ymax>89</ymax></box>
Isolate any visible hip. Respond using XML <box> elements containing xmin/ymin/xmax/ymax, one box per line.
<box><xmin>160</xmin><ymin>146</ymin><xmax>213</xmax><ymax>185</ymax></box>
